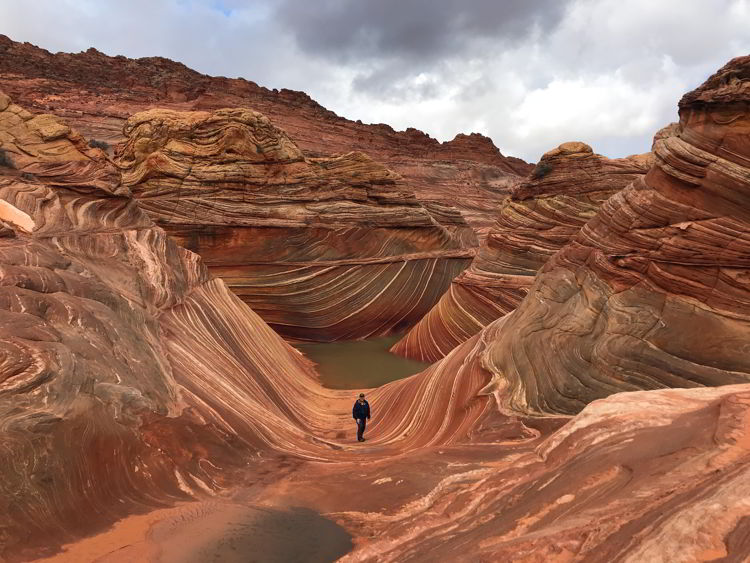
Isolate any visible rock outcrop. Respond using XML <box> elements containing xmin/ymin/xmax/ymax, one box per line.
<box><xmin>0</xmin><ymin>34</ymin><xmax>531</xmax><ymax>233</ymax></box>
<box><xmin>392</xmin><ymin>142</ymin><xmax>652</xmax><ymax>362</ymax></box>
<box><xmin>0</xmin><ymin>93</ymin><xmax>337</xmax><ymax>558</ymax></box>
<box><xmin>116</xmin><ymin>107</ymin><xmax>475</xmax><ymax>341</ymax></box>
<box><xmin>441</xmin><ymin>55</ymin><xmax>750</xmax><ymax>416</ymax></box>
<box><xmin>333</xmin><ymin>381</ymin><xmax>750</xmax><ymax>561</ymax></box>
<box><xmin>0</xmin><ymin>94</ymin><xmax>491</xmax><ymax>559</ymax></box>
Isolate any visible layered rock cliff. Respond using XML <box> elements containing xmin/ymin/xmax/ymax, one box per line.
<box><xmin>438</xmin><ymin>55</ymin><xmax>750</xmax><ymax>416</ymax></box>
<box><xmin>0</xmin><ymin>34</ymin><xmax>531</xmax><ymax>233</ymax></box>
<box><xmin>0</xmin><ymin>93</ymin><xmax>338</xmax><ymax>558</ymax></box>
<box><xmin>392</xmin><ymin>142</ymin><xmax>652</xmax><ymax>362</ymax></box>
<box><xmin>116</xmin><ymin>107</ymin><xmax>475</xmax><ymax>341</ymax></box>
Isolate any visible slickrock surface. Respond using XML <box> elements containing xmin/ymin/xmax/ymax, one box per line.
<box><xmin>0</xmin><ymin>35</ymin><xmax>531</xmax><ymax>232</ymax></box>
<box><xmin>444</xmin><ymin>55</ymin><xmax>750</xmax><ymax>416</ymax></box>
<box><xmin>0</xmin><ymin>93</ymin><xmax>340</xmax><ymax>558</ymax></box>
<box><xmin>322</xmin><ymin>382</ymin><xmax>750</xmax><ymax>561</ymax></box>
<box><xmin>393</xmin><ymin>142</ymin><xmax>652</xmax><ymax>362</ymax></box>
<box><xmin>117</xmin><ymin>107</ymin><xmax>475</xmax><ymax>341</ymax></box>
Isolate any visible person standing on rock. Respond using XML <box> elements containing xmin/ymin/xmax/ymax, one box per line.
<box><xmin>352</xmin><ymin>393</ymin><xmax>371</xmax><ymax>442</ymax></box>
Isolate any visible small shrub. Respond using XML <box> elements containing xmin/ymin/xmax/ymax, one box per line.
<box><xmin>0</xmin><ymin>148</ymin><xmax>15</xmax><ymax>169</ymax></box>
<box><xmin>88</xmin><ymin>138</ymin><xmax>110</xmax><ymax>151</ymax></box>
<box><xmin>530</xmin><ymin>161</ymin><xmax>553</xmax><ymax>180</ymax></box>
<box><xmin>21</xmin><ymin>172</ymin><xmax>35</xmax><ymax>181</ymax></box>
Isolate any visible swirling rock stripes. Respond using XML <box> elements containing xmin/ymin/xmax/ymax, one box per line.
<box><xmin>460</xmin><ymin>56</ymin><xmax>750</xmax><ymax>417</ymax></box>
<box><xmin>118</xmin><ymin>108</ymin><xmax>476</xmax><ymax>341</ymax></box>
<box><xmin>2</xmin><ymin>57</ymin><xmax>750</xmax><ymax>563</ymax></box>
<box><xmin>392</xmin><ymin>142</ymin><xmax>652</xmax><ymax>362</ymax></box>
<box><xmin>0</xmin><ymin>95</ymin><xmax>486</xmax><ymax>559</ymax></box>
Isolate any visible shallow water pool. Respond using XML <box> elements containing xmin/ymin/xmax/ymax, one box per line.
<box><xmin>295</xmin><ymin>334</ymin><xmax>431</xmax><ymax>390</ymax></box>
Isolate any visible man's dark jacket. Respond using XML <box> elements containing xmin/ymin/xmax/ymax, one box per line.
<box><xmin>352</xmin><ymin>400</ymin><xmax>370</xmax><ymax>420</ymax></box>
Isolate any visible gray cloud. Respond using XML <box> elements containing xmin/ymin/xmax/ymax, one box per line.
<box><xmin>275</xmin><ymin>0</ymin><xmax>567</xmax><ymax>63</ymax></box>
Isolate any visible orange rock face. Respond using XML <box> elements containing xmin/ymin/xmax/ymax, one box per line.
<box><xmin>455</xmin><ymin>55</ymin><xmax>750</xmax><ymax>416</ymax></box>
<box><xmin>0</xmin><ymin>94</ymin><xmax>332</xmax><ymax>558</ymax></box>
<box><xmin>117</xmin><ymin>107</ymin><xmax>475</xmax><ymax>341</ymax></box>
<box><xmin>326</xmin><ymin>381</ymin><xmax>750</xmax><ymax>561</ymax></box>
<box><xmin>392</xmin><ymin>142</ymin><xmax>652</xmax><ymax>362</ymax></box>
<box><xmin>0</xmin><ymin>34</ymin><xmax>531</xmax><ymax>233</ymax></box>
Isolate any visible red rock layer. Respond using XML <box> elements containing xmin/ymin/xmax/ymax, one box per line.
<box><xmin>0</xmin><ymin>34</ymin><xmax>532</xmax><ymax>233</ymax></box>
<box><xmin>0</xmin><ymin>93</ymin><xmax>338</xmax><ymax>558</ymax></box>
<box><xmin>392</xmin><ymin>142</ymin><xmax>652</xmax><ymax>362</ymax></box>
<box><xmin>455</xmin><ymin>55</ymin><xmax>750</xmax><ymax>416</ymax></box>
<box><xmin>0</xmin><ymin>95</ymin><xmax>492</xmax><ymax>559</ymax></box>
<box><xmin>117</xmin><ymin>107</ymin><xmax>475</xmax><ymax>341</ymax></box>
<box><xmin>3</xmin><ymin>49</ymin><xmax>750</xmax><ymax>563</ymax></box>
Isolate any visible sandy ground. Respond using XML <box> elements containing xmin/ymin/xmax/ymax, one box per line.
<box><xmin>32</xmin><ymin>501</ymin><xmax>352</xmax><ymax>563</ymax></box>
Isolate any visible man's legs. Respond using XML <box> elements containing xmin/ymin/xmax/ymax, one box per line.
<box><xmin>356</xmin><ymin>418</ymin><xmax>366</xmax><ymax>441</ymax></box>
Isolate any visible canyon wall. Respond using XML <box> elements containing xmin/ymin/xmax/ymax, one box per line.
<box><xmin>0</xmin><ymin>35</ymin><xmax>531</xmax><ymax>233</ymax></box>
<box><xmin>392</xmin><ymin>142</ymin><xmax>652</xmax><ymax>362</ymax></box>
<box><xmin>117</xmin><ymin>107</ymin><xmax>475</xmax><ymax>341</ymax></box>
<box><xmin>439</xmin><ymin>55</ymin><xmax>750</xmax><ymax>416</ymax></box>
<box><xmin>0</xmin><ymin>93</ymin><xmax>334</xmax><ymax>558</ymax></box>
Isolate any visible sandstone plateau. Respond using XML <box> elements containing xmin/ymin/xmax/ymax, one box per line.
<box><xmin>0</xmin><ymin>34</ymin><xmax>532</xmax><ymax>234</ymax></box>
<box><xmin>2</xmin><ymin>42</ymin><xmax>750</xmax><ymax>563</ymax></box>
<box><xmin>116</xmin><ymin>106</ymin><xmax>475</xmax><ymax>341</ymax></box>
<box><xmin>393</xmin><ymin>142</ymin><xmax>653</xmax><ymax>362</ymax></box>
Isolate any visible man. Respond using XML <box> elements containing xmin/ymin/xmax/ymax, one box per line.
<box><xmin>352</xmin><ymin>393</ymin><xmax>371</xmax><ymax>442</ymax></box>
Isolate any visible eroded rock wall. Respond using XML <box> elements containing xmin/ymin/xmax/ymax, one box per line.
<box><xmin>392</xmin><ymin>142</ymin><xmax>652</xmax><ymax>361</ymax></box>
<box><xmin>450</xmin><ymin>56</ymin><xmax>750</xmax><ymax>416</ymax></box>
<box><xmin>118</xmin><ymin>107</ymin><xmax>476</xmax><ymax>341</ymax></box>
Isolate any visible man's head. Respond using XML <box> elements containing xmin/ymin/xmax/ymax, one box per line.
<box><xmin>359</xmin><ymin>393</ymin><xmax>365</xmax><ymax>402</ymax></box>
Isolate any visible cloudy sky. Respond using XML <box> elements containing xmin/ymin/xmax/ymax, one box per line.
<box><xmin>2</xmin><ymin>0</ymin><xmax>749</xmax><ymax>161</ymax></box>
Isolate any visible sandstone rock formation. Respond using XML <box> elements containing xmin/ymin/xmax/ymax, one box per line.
<box><xmin>0</xmin><ymin>93</ymin><xmax>336</xmax><ymax>558</ymax></box>
<box><xmin>331</xmin><ymin>381</ymin><xmax>750</xmax><ymax>561</ymax></box>
<box><xmin>440</xmin><ymin>55</ymin><xmax>750</xmax><ymax>416</ymax></box>
<box><xmin>4</xmin><ymin>42</ymin><xmax>750</xmax><ymax>563</ymax></box>
<box><xmin>392</xmin><ymin>142</ymin><xmax>652</xmax><ymax>362</ymax></box>
<box><xmin>116</xmin><ymin>107</ymin><xmax>475</xmax><ymax>341</ymax></box>
<box><xmin>0</xmin><ymin>34</ymin><xmax>531</xmax><ymax>233</ymax></box>
<box><xmin>0</xmin><ymin>94</ymin><xmax>492</xmax><ymax>560</ymax></box>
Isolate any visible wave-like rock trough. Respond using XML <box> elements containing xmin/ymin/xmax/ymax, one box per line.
<box><xmin>2</xmin><ymin>53</ymin><xmax>750</xmax><ymax>562</ymax></box>
<box><xmin>0</xmin><ymin>93</ymin><xmax>489</xmax><ymax>559</ymax></box>
<box><xmin>392</xmin><ymin>142</ymin><xmax>653</xmax><ymax>362</ymax></box>
<box><xmin>117</xmin><ymin>108</ymin><xmax>475</xmax><ymax>341</ymax></box>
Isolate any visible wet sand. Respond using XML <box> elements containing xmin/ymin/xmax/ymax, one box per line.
<box><xmin>295</xmin><ymin>335</ymin><xmax>429</xmax><ymax>389</ymax></box>
<box><xmin>33</xmin><ymin>501</ymin><xmax>352</xmax><ymax>563</ymax></box>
